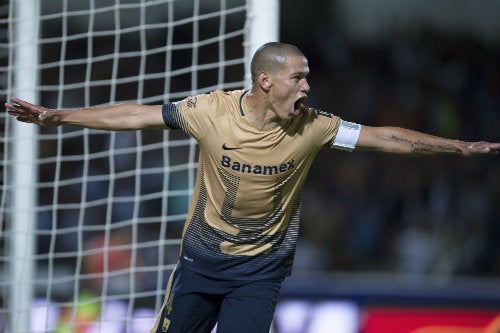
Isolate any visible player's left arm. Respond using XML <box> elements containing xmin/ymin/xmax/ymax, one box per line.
<box><xmin>356</xmin><ymin>125</ymin><xmax>500</xmax><ymax>156</ymax></box>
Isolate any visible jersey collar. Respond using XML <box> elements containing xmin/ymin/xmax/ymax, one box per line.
<box><xmin>239</xmin><ymin>89</ymin><xmax>249</xmax><ymax>116</ymax></box>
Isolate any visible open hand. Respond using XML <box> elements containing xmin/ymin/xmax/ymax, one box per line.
<box><xmin>465</xmin><ymin>141</ymin><xmax>500</xmax><ymax>156</ymax></box>
<box><xmin>5</xmin><ymin>97</ymin><xmax>59</xmax><ymax>127</ymax></box>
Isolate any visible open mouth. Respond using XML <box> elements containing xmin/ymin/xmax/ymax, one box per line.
<box><xmin>293</xmin><ymin>97</ymin><xmax>307</xmax><ymax>115</ymax></box>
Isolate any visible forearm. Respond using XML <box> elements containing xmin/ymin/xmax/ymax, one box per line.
<box><xmin>6</xmin><ymin>97</ymin><xmax>167</xmax><ymax>130</ymax></box>
<box><xmin>52</xmin><ymin>104</ymin><xmax>162</xmax><ymax>130</ymax></box>
<box><xmin>356</xmin><ymin>126</ymin><xmax>496</xmax><ymax>156</ymax></box>
<box><xmin>381</xmin><ymin>127</ymin><xmax>463</xmax><ymax>155</ymax></box>
<box><xmin>39</xmin><ymin>104</ymin><xmax>165</xmax><ymax>131</ymax></box>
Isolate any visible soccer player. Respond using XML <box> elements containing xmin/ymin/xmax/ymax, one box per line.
<box><xmin>5</xmin><ymin>42</ymin><xmax>500</xmax><ymax>333</ymax></box>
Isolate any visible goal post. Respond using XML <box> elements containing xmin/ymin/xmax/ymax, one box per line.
<box><xmin>0</xmin><ymin>1</ymin><xmax>279</xmax><ymax>332</ymax></box>
<box><xmin>8</xmin><ymin>0</ymin><xmax>40</xmax><ymax>332</ymax></box>
<box><xmin>245</xmin><ymin>0</ymin><xmax>280</xmax><ymax>86</ymax></box>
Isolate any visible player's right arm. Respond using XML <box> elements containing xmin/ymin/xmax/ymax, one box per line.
<box><xmin>5</xmin><ymin>97</ymin><xmax>167</xmax><ymax>131</ymax></box>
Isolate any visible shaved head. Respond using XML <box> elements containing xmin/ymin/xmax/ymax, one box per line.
<box><xmin>250</xmin><ymin>42</ymin><xmax>306</xmax><ymax>84</ymax></box>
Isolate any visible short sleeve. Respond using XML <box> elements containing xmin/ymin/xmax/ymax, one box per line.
<box><xmin>161</xmin><ymin>93</ymin><xmax>217</xmax><ymax>139</ymax></box>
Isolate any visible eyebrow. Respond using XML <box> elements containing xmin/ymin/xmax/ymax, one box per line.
<box><xmin>290</xmin><ymin>70</ymin><xmax>309</xmax><ymax>77</ymax></box>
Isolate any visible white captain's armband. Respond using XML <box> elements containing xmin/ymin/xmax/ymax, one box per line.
<box><xmin>330</xmin><ymin>120</ymin><xmax>361</xmax><ymax>151</ymax></box>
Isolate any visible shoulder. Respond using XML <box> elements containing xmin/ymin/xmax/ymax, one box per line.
<box><xmin>174</xmin><ymin>89</ymin><xmax>243</xmax><ymax>113</ymax></box>
<box><xmin>298</xmin><ymin>106</ymin><xmax>339</xmax><ymax>124</ymax></box>
<box><xmin>200</xmin><ymin>89</ymin><xmax>245</xmax><ymax>103</ymax></box>
<box><xmin>290</xmin><ymin>106</ymin><xmax>341</xmax><ymax>146</ymax></box>
<box><xmin>184</xmin><ymin>89</ymin><xmax>244</xmax><ymax>114</ymax></box>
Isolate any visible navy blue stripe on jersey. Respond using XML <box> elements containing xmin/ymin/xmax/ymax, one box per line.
<box><xmin>162</xmin><ymin>102</ymin><xmax>181</xmax><ymax>129</ymax></box>
<box><xmin>238</xmin><ymin>90</ymin><xmax>249</xmax><ymax>116</ymax></box>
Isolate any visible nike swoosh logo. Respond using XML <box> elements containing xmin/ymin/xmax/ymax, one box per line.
<box><xmin>222</xmin><ymin>143</ymin><xmax>242</xmax><ymax>150</ymax></box>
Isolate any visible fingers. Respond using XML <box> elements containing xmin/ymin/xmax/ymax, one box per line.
<box><xmin>7</xmin><ymin>97</ymin><xmax>38</xmax><ymax>107</ymax></box>
<box><xmin>5</xmin><ymin>97</ymin><xmax>46</xmax><ymax>126</ymax></box>
<box><xmin>468</xmin><ymin>142</ymin><xmax>500</xmax><ymax>155</ymax></box>
<box><xmin>482</xmin><ymin>143</ymin><xmax>500</xmax><ymax>155</ymax></box>
<box><xmin>6</xmin><ymin>97</ymin><xmax>39</xmax><ymax>115</ymax></box>
<box><xmin>5</xmin><ymin>97</ymin><xmax>34</xmax><ymax>111</ymax></box>
<box><xmin>489</xmin><ymin>143</ymin><xmax>500</xmax><ymax>155</ymax></box>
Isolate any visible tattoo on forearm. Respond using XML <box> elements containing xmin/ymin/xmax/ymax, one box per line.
<box><xmin>391</xmin><ymin>136</ymin><xmax>412</xmax><ymax>145</ymax></box>
<box><xmin>391</xmin><ymin>135</ymin><xmax>461</xmax><ymax>154</ymax></box>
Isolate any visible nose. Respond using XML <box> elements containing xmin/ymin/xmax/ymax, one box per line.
<box><xmin>301</xmin><ymin>78</ymin><xmax>310</xmax><ymax>93</ymax></box>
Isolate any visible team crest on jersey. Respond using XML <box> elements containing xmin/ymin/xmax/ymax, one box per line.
<box><xmin>186</xmin><ymin>96</ymin><xmax>197</xmax><ymax>108</ymax></box>
<box><xmin>162</xmin><ymin>318</ymin><xmax>171</xmax><ymax>332</ymax></box>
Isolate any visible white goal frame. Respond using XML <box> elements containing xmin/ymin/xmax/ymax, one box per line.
<box><xmin>4</xmin><ymin>0</ymin><xmax>279</xmax><ymax>332</ymax></box>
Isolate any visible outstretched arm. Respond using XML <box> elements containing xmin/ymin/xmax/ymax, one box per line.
<box><xmin>5</xmin><ymin>97</ymin><xmax>167</xmax><ymax>131</ymax></box>
<box><xmin>356</xmin><ymin>125</ymin><xmax>500</xmax><ymax>156</ymax></box>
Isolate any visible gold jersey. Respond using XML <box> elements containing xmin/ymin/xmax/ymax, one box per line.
<box><xmin>162</xmin><ymin>89</ymin><xmax>341</xmax><ymax>280</ymax></box>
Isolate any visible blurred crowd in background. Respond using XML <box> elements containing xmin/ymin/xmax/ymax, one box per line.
<box><xmin>283</xmin><ymin>2</ymin><xmax>500</xmax><ymax>278</ymax></box>
<box><xmin>296</xmin><ymin>30</ymin><xmax>500</xmax><ymax>277</ymax></box>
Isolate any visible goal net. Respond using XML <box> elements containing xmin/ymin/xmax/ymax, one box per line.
<box><xmin>0</xmin><ymin>1</ymin><xmax>277</xmax><ymax>332</ymax></box>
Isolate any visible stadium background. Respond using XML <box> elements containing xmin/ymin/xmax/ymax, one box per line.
<box><xmin>278</xmin><ymin>0</ymin><xmax>500</xmax><ymax>331</ymax></box>
<box><xmin>3</xmin><ymin>0</ymin><xmax>500</xmax><ymax>332</ymax></box>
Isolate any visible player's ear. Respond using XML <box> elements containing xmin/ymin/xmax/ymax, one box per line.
<box><xmin>257</xmin><ymin>71</ymin><xmax>271</xmax><ymax>92</ymax></box>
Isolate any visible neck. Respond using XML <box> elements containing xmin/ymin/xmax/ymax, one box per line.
<box><xmin>243</xmin><ymin>89</ymin><xmax>288</xmax><ymax>131</ymax></box>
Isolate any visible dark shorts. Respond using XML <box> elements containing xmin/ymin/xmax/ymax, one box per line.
<box><xmin>150</xmin><ymin>263</ymin><xmax>283</xmax><ymax>333</ymax></box>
